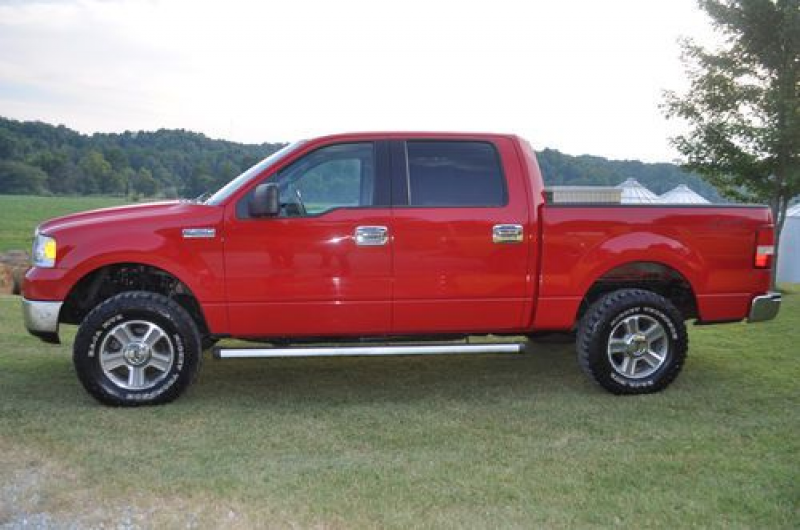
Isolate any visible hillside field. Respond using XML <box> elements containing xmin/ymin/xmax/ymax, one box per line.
<box><xmin>0</xmin><ymin>195</ymin><xmax>127</xmax><ymax>252</ymax></box>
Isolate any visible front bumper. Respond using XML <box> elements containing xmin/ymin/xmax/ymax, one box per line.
<box><xmin>748</xmin><ymin>292</ymin><xmax>781</xmax><ymax>323</ymax></box>
<box><xmin>22</xmin><ymin>298</ymin><xmax>62</xmax><ymax>344</ymax></box>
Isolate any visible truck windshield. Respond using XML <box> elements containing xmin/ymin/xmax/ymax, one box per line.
<box><xmin>204</xmin><ymin>140</ymin><xmax>306</xmax><ymax>206</ymax></box>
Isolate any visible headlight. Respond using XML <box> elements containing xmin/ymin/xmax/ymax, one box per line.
<box><xmin>32</xmin><ymin>232</ymin><xmax>57</xmax><ymax>268</ymax></box>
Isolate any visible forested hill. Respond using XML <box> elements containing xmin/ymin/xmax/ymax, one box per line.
<box><xmin>0</xmin><ymin>116</ymin><xmax>721</xmax><ymax>201</ymax></box>
<box><xmin>0</xmin><ymin>117</ymin><xmax>283</xmax><ymax>198</ymax></box>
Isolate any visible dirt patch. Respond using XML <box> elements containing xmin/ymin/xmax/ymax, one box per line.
<box><xmin>0</xmin><ymin>439</ymin><xmax>261</xmax><ymax>529</ymax></box>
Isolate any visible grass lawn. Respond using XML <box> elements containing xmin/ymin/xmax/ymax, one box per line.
<box><xmin>0</xmin><ymin>195</ymin><xmax>127</xmax><ymax>252</ymax></box>
<box><xmin>0</xmin><ymin>289</ymin><xmax>798</xmax><ymax>528</ymax></box>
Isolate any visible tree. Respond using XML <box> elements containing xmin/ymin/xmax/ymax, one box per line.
<box><xmin>0</xmin><ymin>129</ymin><xmax>19</xmax><ymax>159</ymax></box>
<box><xmin>78</xmin><ymin>150</ymin><xmax>112</xmax><ymax>194</ymax></box>
<box><xmin>663</xmin><ymin>0</ymin><xmax>800</xmax><ymax>285</ymax></box>
<box><xmin>0</xmin><ymin>160</ymin><xmax>48</xmax><ymax>194</ymax></box>
<box><xmin>132</xmin><ymin>167</ymin><xmax>159</xmax><ymax>197</ymax></box>
<box><xmin>31</xmin><ymin>150</ymin><xmax>77</xmax><ymax>194</ymax></box>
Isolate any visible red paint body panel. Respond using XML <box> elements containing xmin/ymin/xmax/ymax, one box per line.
<box><xmin>534</xmin><ymin>206</ymin><xmax>772</xmax><ymax>328</ymax></box>
<box><xmin>25</xmin><ymin>202</ymin><xmax>230</xmax><ymax>333</ymax></box>
<box><xmin>223</xmin><ymin>207</ymin><xmax>393</xmax><ymax>336</ymax></box>
<box><xmin>22</xmin><ymin>132</ymin><xmax>774</xmax><ymax>340</ymax></box>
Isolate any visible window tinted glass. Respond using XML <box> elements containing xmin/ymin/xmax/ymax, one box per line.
<box><xmin>406</xmin><ymin>141</ymin><xmax>506</xmax><ymax>207</ymax></box>
<box><xmin>273</xmin><ymin>143</ymin><xmax>375</xmax><ymax>216</ymax></box>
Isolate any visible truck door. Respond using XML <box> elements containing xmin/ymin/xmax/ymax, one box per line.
<box><xmin>223</xmin><ymin>141</ymin><xmax>393</xmax><ymax>337</ymax></box>
<box><xmin>390</xmin><ymin>138</ymin><xmax>532</xmax><ymax>333</ymax></box>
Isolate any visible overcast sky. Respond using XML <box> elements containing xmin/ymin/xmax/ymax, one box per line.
<box><xmin>0</xmin><ymin>0</ymin><xmax>720</xmax><ymax>162</ymax></box>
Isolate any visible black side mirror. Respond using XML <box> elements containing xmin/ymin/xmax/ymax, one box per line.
<box><xmin>249</xmin><ymin>183</ymin><xmax>280</xmax><ymax>217</ymax></box>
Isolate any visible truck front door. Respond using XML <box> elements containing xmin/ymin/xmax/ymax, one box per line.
<box><xmin>223</xmin><ymin>141</ymin><xmax>393</xmax><ymax>337</ymax></box>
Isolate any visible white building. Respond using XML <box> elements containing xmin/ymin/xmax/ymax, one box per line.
<box><xmin>777</xmin><ymin>203</ymin><xmax>800</xmax><ymax>284</ymax></box>
<box><xmin>659</xmin><ymin>184</ymin><xmax>710</xmax><ymax>204</ymax></box>
<box><xmin>616</xmin><ymin>178</ymin><xmax>659</xmax><ymax>204</ymax></box>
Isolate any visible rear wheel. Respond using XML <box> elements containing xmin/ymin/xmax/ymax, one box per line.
<box><xmin>577</xmin><ymin>289</ymin><xmax>687</xmax><ymax>394</ymax></box>
<box><xmin>73</xmin><ymin>291</ymin><xmax>202</xmax><ymax>406</ymax></box>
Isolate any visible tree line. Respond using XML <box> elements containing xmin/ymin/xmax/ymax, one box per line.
<box><xmin>536</xmin><ymin>149</ymin><xmax>723</xmax><ymax>201</ymax></box>
<box><xmin>0</xmin><ymin>117</ymin><xmax>284</xmax><ymax>199</ymax></box>
<box><xmin>0</xmin><ymin>115</ymin><xmax>723</xmax><ymax>200</ymax></box>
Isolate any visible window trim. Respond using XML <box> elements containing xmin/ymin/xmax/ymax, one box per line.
<box><xmin>235</xmin><ymin>141</ymin><xmax>390</xmax><ymax>220</ymax></box>
<box><xmin>394</xmin><ymin>139</ymin><xmax>509</xmax><ymax>209</ymax></box>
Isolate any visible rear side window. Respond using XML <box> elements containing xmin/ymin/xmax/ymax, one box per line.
<box><xmin>406</xmin><ymin>141</ymin><xmax>506</xmax><ymax>207</ymax></box>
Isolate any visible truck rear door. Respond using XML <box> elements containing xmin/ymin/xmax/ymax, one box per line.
<box><xmin>390</xmin><ymin>137</ymin><xmax>533</xmax><ymax>333</ymax></box>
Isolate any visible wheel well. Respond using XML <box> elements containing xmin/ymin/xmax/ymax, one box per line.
<box><xmin>61</xmin><ymin>264</ymin><xmax>209</xmax><ymax>335</ymax></box>
<box><xmin>579</xmin><ymin>262</ymin><xmax>698</xmax><ymax>321</ymax></box>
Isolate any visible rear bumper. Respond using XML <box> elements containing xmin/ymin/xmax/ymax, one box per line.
<box><xmin>22</xmin><ymin>298</ymin><xmax>62</xmax><ymax>344</ymax></box>
<box><xmin>748</xmin><ymin>292</ymin><xmax>781</xmax><ymax>323</ymax></box>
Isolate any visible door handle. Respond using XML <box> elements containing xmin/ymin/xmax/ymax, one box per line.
<box><xmin>492</xmin><ymin>224</ymin><xmax>524</xmax><ymax>244</ymax></box>
<box><xmin>355</xmin><ymin>226</ymin><xmax>389</xmax><ymax>246</ymax></box>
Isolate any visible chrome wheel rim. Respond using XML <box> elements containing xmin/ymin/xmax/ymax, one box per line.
<box><xmin>607</xmin><ymin>314</ymin><xmax>669</xmax><ymax>379</ymax></box>
<box><xmin>99</xmin><ymin>320</ymin><xmax>174</xmax><ymax>390</ymax></box>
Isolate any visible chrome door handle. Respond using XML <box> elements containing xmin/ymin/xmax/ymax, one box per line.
<box><xmin>492</xmin><ymin>224</ymin><xmax>524</xmax><ymax>244</ymax></box>
<box><xmin>355</xmin><ymin>226</ymin><xmax>389</xmax><ymax>246</ymax></box>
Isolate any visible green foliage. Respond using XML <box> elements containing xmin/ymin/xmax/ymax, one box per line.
<box><xmin>0</xmin><ymin>116</ymin><xmax>283</xmax><ymax>198</ymax></box>
<box><xmin>663</xmin><ymin>0</ymin><xmax>800</xmax><ymax>221</ymax></box>
<box><xmin>537</xmin><ymin>148</ymin><xmax>724</xmax><ymax>201</ymax></box>
<box><xmin>0</xmin><ymin>160</ymin><xmax>48</xmax><ymax>194</ymax></box>
<box><xmin>132</xmin><ymin>167</ymin><xmax>158</xmax><ymax>196</ymax></box>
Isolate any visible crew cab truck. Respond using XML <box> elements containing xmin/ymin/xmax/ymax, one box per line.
<box><xmin>23</xmin><ymin>132</ymin><xmax>781</xmax><ymax>406</ymax></box>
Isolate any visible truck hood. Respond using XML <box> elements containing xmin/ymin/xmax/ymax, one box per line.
<box><xmin>38</xmin><ymin>201</ymin><xmax>214</xmax><ymax>234</ymax></box>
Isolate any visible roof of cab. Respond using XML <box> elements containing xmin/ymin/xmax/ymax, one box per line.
<box><xmin>307</xmin><ymin>131</ymin><xmax>520</xmax><ymax>144</ymax></box>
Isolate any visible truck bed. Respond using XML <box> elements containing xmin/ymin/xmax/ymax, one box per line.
<box><xmin>533</xmin><ymin>204</ymin><xmax>773</xmax><ymax>329</ymax></box>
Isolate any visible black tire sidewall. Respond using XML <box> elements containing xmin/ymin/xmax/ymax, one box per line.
<box><xmin>74</xmin><ymin>293</ymin><xmax>201</xmax><ymax>406</ymax></box>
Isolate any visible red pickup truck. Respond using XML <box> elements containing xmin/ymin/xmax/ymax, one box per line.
<box><xmin>23</xmin><ymin>132</ymin><xmax>781</xmax><ymax>406</ymax></box>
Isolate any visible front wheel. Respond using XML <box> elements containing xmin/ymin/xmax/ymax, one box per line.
<box><xmin>577</xmin><ymin>289</ymin><xmax>688</xmax><ymax>394</ymax></box>
<box><xmin>73</xmin><ymin>291</ymin><xmax>202</xmax><ymax>406</ymax></box>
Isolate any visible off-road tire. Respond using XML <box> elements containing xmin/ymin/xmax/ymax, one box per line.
<box><xmin>73</xmin><ymin>291</ymin><xmax>202</xmax><ymax>406</ymax></box>
<box><xmin>577</xmin><ymin>289</ymin><xmax>688</xmax><ymax>394</ymax></box>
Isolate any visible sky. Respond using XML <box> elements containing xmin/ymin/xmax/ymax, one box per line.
<box><xmin>0</xmin><ymin>0</ymin><xmax>721</xmax><ymax>162</ymax></box>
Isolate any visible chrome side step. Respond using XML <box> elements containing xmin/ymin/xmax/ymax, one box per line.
<box><xmin>214</xmin><ymin>343</ymin><xmax>524</xmax><ymax>359</ymax></box>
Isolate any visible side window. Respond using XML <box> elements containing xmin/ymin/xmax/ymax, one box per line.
<box><xmin>406</xmin><ymin>141</ymin><xmax>506</xmax><ymax>207</ymax></box>
<box><xmin>272</xmin><ymin>142</ymin><xmax>375</xmax><ymax>217</ymax></box>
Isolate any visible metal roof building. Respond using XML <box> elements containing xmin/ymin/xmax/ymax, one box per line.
<box><xmin>616</xmin><ymin>178</ymin><xmax>659</xmax><ymax>204</ymax></box>
<box><xmin>658</xmin><ymin>184</ymin><xmax>710</xmax><ymax>204</ymax></box>
<box><xmin>777</xmin><ymin>203</ymin><xmax>800</xmax><ymax>284</ymax></box>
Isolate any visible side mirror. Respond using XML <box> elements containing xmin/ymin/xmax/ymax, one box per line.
<box><xmin>249</xmin><ymin>183</ymin><xmax>280</xmax><ymax>217</ymax></box>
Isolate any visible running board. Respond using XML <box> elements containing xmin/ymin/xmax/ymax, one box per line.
<box><xmin>214</xmin><ymin>343</ymin><xmax>524</xmax><ymax>359</ymax></box>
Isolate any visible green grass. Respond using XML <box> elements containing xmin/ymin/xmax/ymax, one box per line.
<box><xmin>0</xmin><ymin>294</ymin><xmax>798</xmax><ymax>528</ymax></box>
<box><xmin>0</xmin><ymin>194</ymin><xmax>797</xmax><ymax>526</ymax></box>
<box><xmin>0</xmin><ymin>195</ymin><xmax>127</xmax><ymax>252</ymax></box>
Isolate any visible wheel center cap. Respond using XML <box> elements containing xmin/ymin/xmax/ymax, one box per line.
<box><xmin>627</xmin><ymin>333</ymin><xmax>648</xmax><ymax>356</ymax></box>
<box><xmin>123</xmin><ymin>342</ymin><xmax>151</xmax><ymax>366</ymax></box>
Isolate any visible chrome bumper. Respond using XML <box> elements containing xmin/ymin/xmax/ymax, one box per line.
<box><xmin>748</xmin><ymin>292</ymin><xmax>781</xmax><ymax>323</ymax></box>
<box><xmin>22</xmin><ymin>298</ymin><xmax>62</xmax><ymax>344</ymax></box>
